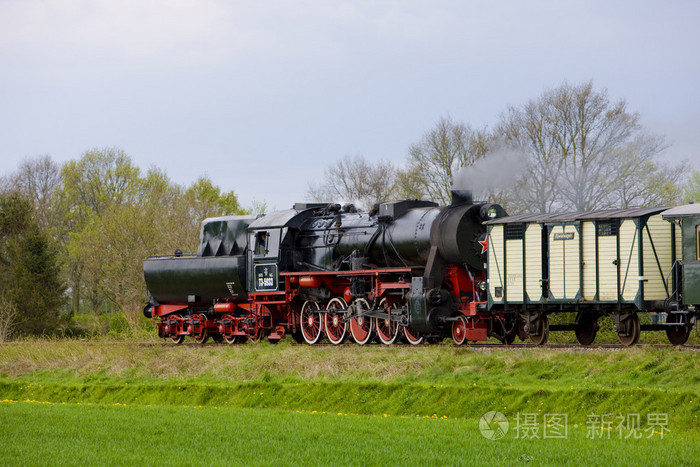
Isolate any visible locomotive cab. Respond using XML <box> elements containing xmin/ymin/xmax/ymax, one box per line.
<box><xmin>245</xmin><ymin>206</ymin><xmax>327</xmax><ymax>294</ymax></box>
<box><xmin>248</xmin><ymin>228</ymin><xmax>283</xmax><ymax>292</ymax></box>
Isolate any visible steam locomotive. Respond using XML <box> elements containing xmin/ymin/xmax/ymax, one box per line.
<box><xmin>143</xmin><ymin>191</ymin><xmax>699</xmax><ymax>345</ymax></box>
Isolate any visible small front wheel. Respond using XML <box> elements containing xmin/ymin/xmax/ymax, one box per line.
<box><xmin>451</xmin><ymin>316</ymin><xmax>467</xmax><ymax>345</ymax></box>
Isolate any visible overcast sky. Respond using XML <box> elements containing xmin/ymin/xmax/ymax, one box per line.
<box><xmin>1</xmin><ymin>0</ymin><xmax>698</xmax><ymax>211</ymax></box>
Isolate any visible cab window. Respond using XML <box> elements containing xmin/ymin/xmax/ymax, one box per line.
<box><xmin>255</xmin><ymin>231</ymin><xmax>268</xmax><ymax>256</ymax></box>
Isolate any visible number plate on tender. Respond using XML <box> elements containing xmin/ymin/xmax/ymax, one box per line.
<box><xmin>254</xmin><ymin>264</ymin><xmax>278</xmax><ymax>291</ymax></box>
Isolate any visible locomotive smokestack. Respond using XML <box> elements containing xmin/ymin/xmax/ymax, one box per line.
<box><xmin>450</xmin><ymin>190</ymin><xmax>473</xmax><ymax>206</ymax></box>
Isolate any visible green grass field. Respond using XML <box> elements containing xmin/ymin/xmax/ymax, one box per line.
<box><xmin>0</xmin><ymin>340</ymin><xmax>699</xmax><ymax>465</ymax></box>
<box><xmin>1</xmin><ymin>401</ymin><xmax>697</xmax><ymax>466</ymax></box>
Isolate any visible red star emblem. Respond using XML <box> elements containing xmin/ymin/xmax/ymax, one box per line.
<box><xmin>478</xmin><ymin>239</ymin><xmax>488</xmax><ymax>255</ymax></box>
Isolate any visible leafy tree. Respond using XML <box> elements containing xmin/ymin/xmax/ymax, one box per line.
<box><xmin>684</xmin><ymin>170</ymin><xmax>700</xmax><ymax>203</ymax></box>
<box><xmin>86</xmin><ymin>170</ymin><xmax>243</xmax><ymax>329</ymax></box>
<box><xmin>61</xmin><ymin>147</ymin><xmax>142</xmax><ymax>220</ymax></box>
<box><xmin>249</xmin><ymin>199</ymin><xmax>268</xmax><ymax>216</ymax></box>
<box><xmin>610</xmin><ymin>136</ymin><xmax>684</xmax><ymax>208</ymax></box>
<box><xmin>0</xmin><ymin>194</ymin><xmax>65</xmax><ymax>335</ymax></box>
<box><xmin>185</xmin><ymin>176</ymin><xmax>248</xmax><ymax>221</ymax></box>
<box><xmin>59</xmin><ymin>148</ymin><xmax>143</xmax><ymax>316</ymax></box>
<box><xmin>141</xmin><ymin>168</ymin><xmax>201</xmax><ymax>254</ymax></box>
<box><xmin>307</xmin><ymin>155</ymin><xmax>398</xmax><ymax>209</ymax></box>
<box><xmin>58</xmin><ymin>149</ymin><xmax>249</xmax><ymax>329</ymax></box>
<box><xmin>0</xmin><ymin>148</ymin><xmax>251</xmax><ymax>334</ymax></box>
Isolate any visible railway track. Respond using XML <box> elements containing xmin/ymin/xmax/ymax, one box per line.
<box><xmin>142</xmin><ymin>341</ymin><xmax>700</xmax><ymax>350</ymax></box>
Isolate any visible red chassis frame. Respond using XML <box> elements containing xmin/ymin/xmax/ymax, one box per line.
<box><xmin>152</xmin><ymin>265</ymin><xmax>496</xmax><ymax>343</ymax></box>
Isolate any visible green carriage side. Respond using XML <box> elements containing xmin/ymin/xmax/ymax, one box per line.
<box><xmin>662</xmin><ymin>204</ymin><xmax>700</xmax><ymax>306</ymax></box>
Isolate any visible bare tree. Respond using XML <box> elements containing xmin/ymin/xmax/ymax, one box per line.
<box><xmin>610</xmin><ymin>134</ymin><xmax>683</xmax><ymax>208</ymax></box>
<box><xmin>498</xmin><ymin>98</ymin><xmax>567</xmax><ymax>213</ymax></box>
<box><xmin>307</xmin><ymin>155</ymin><xmax>398</xmax><ymax>209</ymax></box>
<box><xmin>0</xmin><ymin>294</ymin><xmax>17</xmax><ymax>342</ymax></box>
<box><xmin>1</xmin><ymin>155</ymin><xmax>61</xmax><ymax>230</ymax></box>
<box><xmin>499</xmin><ymin>81</ymin><xmax>675</xmax><ymax>212</ymax></box>
<box><xmin>402</xmin><ymin>117</ymin><xmax>490</xmax><ymax>205</ymax></box>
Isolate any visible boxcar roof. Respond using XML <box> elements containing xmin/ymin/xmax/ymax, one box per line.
<box><xmin>486</xmin><ymin>207</ymin><xmax>668</xmax><ymax>225</ymax></box>
<box><xmin>661</xmin><ymin>204</ymin><xmax>700</xmax><ymax>218</ymax></box>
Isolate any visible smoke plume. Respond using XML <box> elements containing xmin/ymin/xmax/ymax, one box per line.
<box><xmin>452</xmin><ymin>146</ymin><xmax>529</xmax><ymax>201</ymax></box>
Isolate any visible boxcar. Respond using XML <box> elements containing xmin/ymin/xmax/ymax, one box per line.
<box><xmin>486</xmin><ymin>206</ymin><xmax>696</xmax><ymax>345</ymax></box>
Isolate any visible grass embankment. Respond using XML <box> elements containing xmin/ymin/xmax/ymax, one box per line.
<box><xmin>0</xmin><ymin>339</ymin><xmax>698</xmax><ymax>428</ymax></box>
<box><xmin>1</xmin><ymin>340</ymin><xmax>698</xmax><ymax>465</ymax></box>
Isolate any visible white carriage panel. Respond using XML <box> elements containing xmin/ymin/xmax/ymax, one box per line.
<box><xmin>581</xmin><ymin>222</ymin><xmax>597</xmax><ymax>301</ymax></box>
<box><xmin>619</xmin><ymin>220</ymin><xmax>640</xmax><ymax>301</ymax></box>
<box><xmin>524</xmin><ymin>224</ymin><xmax>543</xmax><ymax>302</ymax></box>
<box><xmin>597</xmin><ymin>232</ymin><xmax>619</xmax><ymax>301</ymax></box>
<box><xmin>506</xmin><ymin>240</ymin><xmax>524</xmax><ymax>302</ymax></box>
<box><xmin>488</xmin><ymin>226</ymin><xmax>505</xmax><ymax>303</ymax></box>
<box><xmin>642</xmin><ymin>215</ymin><xmax>674</xmax><ymax>300</ymax></box>
<box><xmin>564</xmin><ymin>228</ymin><xmax>581</xmax><ymax>299</ymax></box>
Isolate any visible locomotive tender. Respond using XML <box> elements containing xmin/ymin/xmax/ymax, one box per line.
<box><xmin>143</xmin><ymin>191</ymin><xmax>699</xmax><ymax>346</ymax></box>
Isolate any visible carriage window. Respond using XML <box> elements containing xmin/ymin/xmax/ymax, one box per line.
<box><xmin>696</xmin><ymin>226</ymin><xmax>700</xmax><ymax>260</ymax></box>
<box><xmin>255</xmin><ymin>231</ymin><xmax>268</xmax><ymax>256</ymax></box>
<box><xmin>598</xmin><ymin>221</ymin><xmax>619</xmax><ymax>237</ymax></box>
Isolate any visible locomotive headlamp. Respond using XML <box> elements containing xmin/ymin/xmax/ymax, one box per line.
<box><xmin>478</xmin><ymin>280</ymin><xmax>487</xmax><ymax>291</ymax></box>
<box><xmin>479</xmin><ymin>203</ymin><xmax>506</xmax><ymax>221</ymax></box>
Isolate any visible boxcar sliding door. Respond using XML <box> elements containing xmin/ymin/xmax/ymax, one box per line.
<box><xmin>547</xmin><ymin>223</ymin><xmax>581</xmax><ymax>301</ymax></box>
